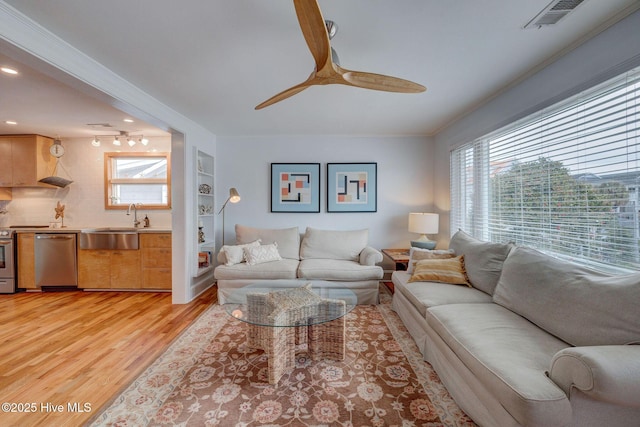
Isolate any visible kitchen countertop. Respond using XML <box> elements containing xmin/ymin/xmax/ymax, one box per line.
<box><xmin>10</xmin><ymin>227</ymin><xmax>172</xmax><ymax>233</ymax></box>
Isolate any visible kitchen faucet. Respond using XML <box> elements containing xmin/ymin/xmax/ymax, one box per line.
<box><xmin>126</xmin><ymin>203</ymin><xmax>142</xmax><ymax>227</ymax></box>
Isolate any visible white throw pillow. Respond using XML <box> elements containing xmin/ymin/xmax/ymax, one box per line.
<box><xmin>243</xmin><ymin>243</ymin><xmax>282</xmax><ymax>265</ymax></box>
<box><xmin>220</xmin><ymin>239</ymin><xmax>261</xmax><ymax>265</ymax></box>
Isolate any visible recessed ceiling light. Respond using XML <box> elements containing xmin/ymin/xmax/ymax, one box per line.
<box><xmin>5</xmin><ymin>120</ymin><xmax>17</xmax><ymax>125</ymax></box>
<box><xmin>123</xmin><ymin>118</ymin><xmax>134</xmax><ymax>123</ymax></box>
<box><xmin>1</xmin><ymin>67</ymin><xmax>18</xmax><ymax>75</ymax></box>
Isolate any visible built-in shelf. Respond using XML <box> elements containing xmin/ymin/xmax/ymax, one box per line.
<box><xmin>195</xmin><ymin>149</ymin><xmax>215</xmax><ymax>277</ymax></box>
<box><xmin>196</xmin><ymin>265</ymin><xmax>214</xmax><ymax>277</ymax></box>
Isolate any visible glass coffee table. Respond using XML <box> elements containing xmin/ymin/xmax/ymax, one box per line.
<box><xmin>223</xmin><ymin>284</ymin><xmax>357</xmax><ymax>384</ymax></box>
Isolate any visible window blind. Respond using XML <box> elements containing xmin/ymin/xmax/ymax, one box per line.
<box><xmin>451</xmin><ymin>67</ymin><xmax>640</xmax><ymax>273</ymax></box>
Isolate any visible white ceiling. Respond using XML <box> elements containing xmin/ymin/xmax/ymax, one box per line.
<box><xmin>1</xmin><ymin>0</ymin><xmax>639</xmax><ymax>138</ymax></box>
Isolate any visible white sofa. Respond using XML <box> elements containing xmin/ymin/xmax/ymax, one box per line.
<box><xmin>392</xmin><ymin>230</ymin><xmax>640</xmax><ymax>427</ymax></box>
<box><xmin>215</xmin><ymin>225</ymin><xmax>383</xmax><ymax>304</ymax></box>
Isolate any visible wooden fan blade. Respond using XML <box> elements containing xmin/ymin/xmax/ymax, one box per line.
<box><xmin>293</xmin><ymin>0</ymin><xmax>332</xmax><ymax>70</ymax></box>
<box><xmin>255</xmin><ymin>79</ymin><xmax>315</xmax><ymax>110</ymax></box>
<box><xmin>340</xmin><ymin>68</ymin><xmax>426</xmax><ymax>93</ymax></box>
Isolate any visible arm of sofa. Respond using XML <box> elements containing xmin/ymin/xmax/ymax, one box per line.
<box><xmin>359</xmin><ymin>246</ymin><xmax>383</xmax><ymax>266</ymax></box>
<box><xmin>549</xmin><ymin>345</ymin><xmax>640</xmax><ymax>407</ymax></box>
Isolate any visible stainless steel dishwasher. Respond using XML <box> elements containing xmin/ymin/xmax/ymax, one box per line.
<box><xmin>35</xmin><ymin>233</ymin><xmax>78</xmax><ymax>289</ymax></box>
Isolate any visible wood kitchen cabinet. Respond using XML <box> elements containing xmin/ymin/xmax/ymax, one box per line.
<box><xmin>77</xmin><ymin>233</ymin><xmax>171</xmax><ymax>290</ymax></box>
<box><xmin>140</xmin><ymin>233</ymin><xmax>172</xmax><ymax>290</ymax></box>
<box><xmin>77</xmin><ymin>249</ymin><xmax>110</xmax><ymax>289</ymax></box>
<box><xmin>110</xmin><ymin>251</ymin><xmax>142</xmax><ymax>289</ymax></box>
<box><xmin>17</xmin><ymin>233</ymin><xmax>36</xmax><ymax>289</ymax></box>
<box><xmin>0</xmin><ymin>135</ymin><xmax>56</xmax><ymax>187</ymax></box>
<box><xmin>78</xmin><ymin>249</ymin><xmax>141</xmax><ymax>289</ymax></box>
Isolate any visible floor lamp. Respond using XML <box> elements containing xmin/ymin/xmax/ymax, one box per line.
<box><xmin>218</xmin><ymin>187</ymin><xmax>241</xmax><ymax>246</ymax></box>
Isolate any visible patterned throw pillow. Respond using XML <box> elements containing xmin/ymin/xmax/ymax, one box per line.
<box><xmin>407</xmin><ymin>247</ymin><xmax>456</xmax><ymax>274</ymax></box>
<box><xmin>244</xmin><ymin>243</ymin><xmax>282</xmax><ymax>265</ymax></box>
<box><xmin>220</xmin><ymin>239</ymin><xmax>261</xmax><ymax>265</ymax></box>
<box><xmin>408</xmin><ymin>255</ymin><xmax>471</xmax><ymax>286</ymax></box>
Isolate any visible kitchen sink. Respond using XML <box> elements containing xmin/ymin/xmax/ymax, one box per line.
<box><xmin>82</xmin><ymin>227</ymin><xmax>139</xmax><ymax>233</ymax></box>
<box><xmin>79</xmin><ymin>228</ymin><xmax>139</xmax><ymax>250</ymax></box>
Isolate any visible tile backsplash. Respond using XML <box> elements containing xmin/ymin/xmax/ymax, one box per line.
<box><xmin>0</xmin><ymin>136</ymin><xmax>172</xmax><ymax>229</ymax></box>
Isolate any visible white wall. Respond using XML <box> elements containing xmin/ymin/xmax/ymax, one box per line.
<box><xmin>216</xmin><ymin>135</ymin><xmax>435</xmax><ymax>250</ymax></box>
<box><xmin>0</xmin><ymin>137</ymin><xmax>171</xmax><ymax>228</ymax></box>
<box><xmin>433</xmin><ymin>9</ymin><xmax>640</xmax><ymax>244</ymax></box>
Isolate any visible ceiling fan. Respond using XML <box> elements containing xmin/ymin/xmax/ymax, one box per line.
<box><xmin>255</xmin><ymin>0</ymin><xmax>426</xmax><ymax>110</ymax></box>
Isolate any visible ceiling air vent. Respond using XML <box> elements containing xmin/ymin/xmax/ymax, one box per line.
<box><xmin>524</xmin><ymin>0</ymin><xmax>586</xmax><ymax>29</ymax></box>
<box><xmin>86</xmin><ymin>122</ymin><xmax>114</xmax><ymax>129</ymax></box>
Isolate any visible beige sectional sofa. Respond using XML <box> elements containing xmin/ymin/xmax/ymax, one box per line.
<box><xmin>214</xmin><ymin>225</ymin><xmax>383</xmax><ymax>304</ymax></box>
<box><xmin>392</xmin><ymin>230</ymin><xmax>640</xmax><ymax>427</ymax></box>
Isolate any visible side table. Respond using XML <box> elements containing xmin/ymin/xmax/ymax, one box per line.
<box><xmin>381</xmin><ymin>248</ymin><xmax>410</xmax><ymax>271</ymax></box>
<box><xmin>381</xmin><ymin>249</ymin><xmax>411</xmax><ymax>294</ymax></box>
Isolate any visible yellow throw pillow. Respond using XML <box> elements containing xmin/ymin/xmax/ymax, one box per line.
<box><xmin>408</xmin><ymin>255</ymin><xmax>471</xmax><ymax>286</ymax></box>
<box><xmin>407</xmin><ymin>248</ymin><xmax>455</xmax><ymax>274</ymax></box>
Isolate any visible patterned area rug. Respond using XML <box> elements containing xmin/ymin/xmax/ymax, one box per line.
<box><xmin>90</xmin><ymin>290</ymin><xmax>475</xmax><ymax>426</ymax></box>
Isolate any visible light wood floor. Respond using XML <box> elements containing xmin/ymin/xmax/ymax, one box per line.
<box><xmin>0</xmin><ymin>287</ymin><xmax>218</xmax><ymax>427</ymax></box>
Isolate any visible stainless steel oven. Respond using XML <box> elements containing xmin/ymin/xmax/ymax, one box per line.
<box><xmin>0</xmin><ymin>229</ymin><xmax>16</xmax><ymax>293</ymax></box>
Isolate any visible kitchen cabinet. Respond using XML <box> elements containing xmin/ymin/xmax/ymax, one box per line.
<box><xmin>77</xmin><ymin>249</ymin><xmax>110</xmax><ymax>289</ymax></box>
<box><xmin>78</xmin><ymin>249</ymin><xmax>141</xmax><ymax>289</ymax></box>
<box><xmin>78</xmin><ymin>232</ymin><xmax>171</xmax><ymax>290</ymax></box>
<box><xmin>17</xmin><ymin>233</ymin><xmax>36</xmax><ymax>289</ymax></box>
<box><xmin>15</xmin><ymin>231</ymin><xmax>171</xmax><ymax>291</ymax></box>
<box><xmin>0</xmin><ymin>135</ymin><xmax>56</xmax><ymax>187</ymax></box>
<box><xmin>110</xmin><ymin>251</ymin><xmax>142</xmax><ymax>289</ymax></box>
<box><xmin>141</xmin><ymin>233</ymin><xmax>172</xmax><ymax>290</ymax></box>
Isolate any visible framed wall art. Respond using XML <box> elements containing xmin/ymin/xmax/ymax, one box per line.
<box><xmin>271</xmin><ymin>163</ymin><xmax>320</xmax><ymax>213</ymax></box>
<box><xmin>327</xmin><ymin>162</ymin><xmax>377</xmax><ymax>212</ymax></box>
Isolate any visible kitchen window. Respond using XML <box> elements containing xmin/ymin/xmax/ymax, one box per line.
<box><xmin>105</xmin><ymin>152</ymin><xmax>171</xmax><ymax>209</ymax></box>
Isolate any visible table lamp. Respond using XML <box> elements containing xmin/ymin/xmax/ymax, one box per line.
<box><xmin>408</xmin><ymin>212</ymin><xmax>439</xmax><ymax>249</ymax></box>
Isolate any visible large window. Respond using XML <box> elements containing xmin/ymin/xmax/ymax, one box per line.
<box><xmin>105</xmin><ymin>152</ymin><xmax>171</xmax><ymax>209</ymax></box>
<box><xmin>451</xmin><ymin>67</ymin><xmax>639</xmax><ymax>273</ymax></box>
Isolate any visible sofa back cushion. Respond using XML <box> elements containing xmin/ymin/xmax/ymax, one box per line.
<box><xmin>449</xmin><ymin>230</ymin><xmax>513</xmax><ymax>295</ymax></box>
<box><xmin>493</xmin><ymin>246</ymin><xmax>640</xmax><ymax>346</ymax></box>
<box><xmin>300</xmin><ymin>227</ymin><xmax>368</xmax><ymax>261</ymax></box>
<box><xmin>235</xmin><ymin>224</ymin><xmax>300</xmax><ymax>260</ymax></box>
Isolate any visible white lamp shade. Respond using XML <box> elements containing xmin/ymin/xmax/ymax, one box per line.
<box><xmin>408</xmin><ymin>213</ymin><xmax>439</xmax><ymax>234</ymax></box>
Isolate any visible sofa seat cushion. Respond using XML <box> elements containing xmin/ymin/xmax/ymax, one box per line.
<box><xmin>426</xmin><ymin>303</ymin><xmax>572</xmax><ymax>427</ymax></box>
<box><xmin>298</xmin><ymin>259</ymin><xmax>383</xmax><ymax>281</ymax></box>
<box><xmin>214</xmin><ymin>259</ymin><xmax>299</xmax><ymax>280</ymax></box>
<box><xmin>392</xmin><ymin>271</ymin><xmax>491</xmax><ymax>317</ymax></box>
